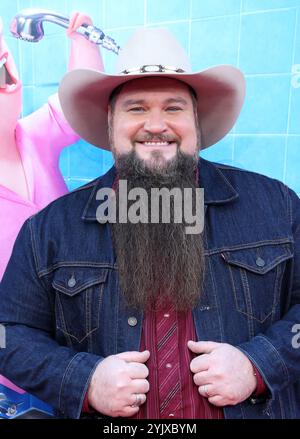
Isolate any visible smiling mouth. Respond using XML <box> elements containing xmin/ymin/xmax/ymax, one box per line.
<box><xmin>136</xmin><ymin>141</ymin><xmax>177</xmax><ymax>147</ymax></box>
<box><xmin>0</xmin><ymin>54</ymin><xmax>18</xmax><ymax>91</ymax></box>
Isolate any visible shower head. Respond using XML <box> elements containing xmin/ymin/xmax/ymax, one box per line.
<box><xmin>10</xmin><ymin>9</ymin><xmax>67</xmax><ymax>42</ymax></box>
<box><xmin>10</xmin><ymin>8</ymin><xmax>120</xmax><ymax>54</ymax></box>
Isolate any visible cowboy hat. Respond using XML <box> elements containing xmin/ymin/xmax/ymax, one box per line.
<box><xmin>58</xmin><ymin>27</ymin><xmax>245</xmax><ymax>150</ymax></box>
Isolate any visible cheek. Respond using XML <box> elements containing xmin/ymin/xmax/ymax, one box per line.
<box><xmin>114</xmin><ymin>119</ymin><xmax>142</xmax><ymax>141</ymax></box>
<box><xmin>178</xmin><ymin>123</ymin><xmax>198</xmax><ymax>154</ymax></box>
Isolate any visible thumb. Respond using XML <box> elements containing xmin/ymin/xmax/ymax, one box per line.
<box><xmin>116</xmin><ymin>350</ymin><xmax>150</xmax><ymax>363</ymax></box>
<box><xmin>187</xmin><ymin>340</ymin><xmax>220</xmax><ymax>354</ymax></box>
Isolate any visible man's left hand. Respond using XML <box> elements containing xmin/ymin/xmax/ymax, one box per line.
<box><xmin>188</xmin><ymin>340</ymin><xmax>257</xmax><ymax>407</ymax></box>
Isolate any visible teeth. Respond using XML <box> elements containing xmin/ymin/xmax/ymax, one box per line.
<box><xmin>143</xmin><ymin>141</ymin><xmax>171</xmax><ymax>146</ymax></box>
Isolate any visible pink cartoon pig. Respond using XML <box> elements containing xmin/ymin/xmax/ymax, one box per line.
<box><xmin>0</xmin><ymin>11</ymin><xmax>104</xmax><ymax>409</ymax></box>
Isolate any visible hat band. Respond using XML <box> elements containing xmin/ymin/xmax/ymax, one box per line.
<box><xmin>120</xmin><ymin>64</ymin><xmax>186</xmax><ymax>75</ymax></box>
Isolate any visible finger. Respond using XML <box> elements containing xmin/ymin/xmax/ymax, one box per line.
<box><xmin>192</xmin><ymin>370</ymin><xmax>211</xmax><ymax>386</ymax></box>
<box><xmin>73</xmin><ymin>13</ymin><xmax>93</xmax><ymax>29</ymax></box>
<box><xmin>198</xmin><ymin>384</ymin><xmax>215</xmax><ymax>398</ymax></box>
<box><xmin>131</xmin><ymin>379</ymin><xmax>150</xmax><ymax>394</ymax></box>
<box><xmin>207</xmin><ymin>395</ymin><xmax>225</xmax><ymax>407</ymax></box>
<box><xmin>129</xmin><ymin>392</ymin><xmax>147</xmax><ymax>407</ymax></box>
<box><xmin>122</xmin><ymin>405</ymin><xmax>140</xmax><ymax>417</ymax></box>
<box><xmin>190</xmin><ymin>353</ymin><xmax>210</xmax><ymax>373</ymax></box>
<box><xmin>116</xmin><ymin>350</ymin><xmax>150</xmax><ymax>364</ymax></box>
<box><xmin>127</xmin><ymin>362</ymin><xmax>149</xmax><ymax>379</ymax></box>
<box><xmin>188</xmin><ymin>340</ymin><xmax>220</xmax><ymax>355</ymax></box>
<box><xmin>67</xmin><ymin>11</ymin><xmax>78</xmax><ymax>35</ymax></box>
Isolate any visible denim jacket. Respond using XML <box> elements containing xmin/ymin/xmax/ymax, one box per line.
<box><xmin>0</xmin><ymin>158</ymin><xmax>300</xmax><ymax>419</ymax></box>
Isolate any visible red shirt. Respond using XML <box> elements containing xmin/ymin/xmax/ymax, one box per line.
<box><xmin>83</xmin><ymin>304</ymin><xmax>266</xmax><ymax>417</ymax></box>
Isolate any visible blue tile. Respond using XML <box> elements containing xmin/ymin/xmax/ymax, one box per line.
<box><xmin>66</xmin><ymin>0</ymin><xmax>103</xmax><ymax>25</ymax></box>
<box><xmin>30</xmin><ymin>0</ymin><xmax>67</xmax><ymax>11</ymax></box>
<box><xmin>233</xmin><ymin>135</ymin><xmax>286</xmax><ymax>181</ymax></box>
<box><xmin>242</xmin><ymin>0</ymin><xmax>300</xmax><ymax>13</ymax></box>
<box><xmin>295</xmin><ymin>12</ymin><xmax>300</xmax><ymax>63</ymax></box>
<box><xmin>286</xmin><ymin>136</ymin><xmax>300</xmax><ymax>193</ymax></box>
<box><xmin>0</xmin><ymin>0</ymin><xmax>18</xmax><ymax>31</ymax></box>
<box><xmin>190</xmin><ymin>16</ymin><xmax>240</xmax><ymax>71</ymax></box>
<box><xmin>58</xmin><ymin>145</ymin><xmax>70</xmax><ymax>179</ymax></box>
<box><xmin>191</xmin><ymin>0</ymin><xmax>241</xmax><ymax>18</ymax></box>
<box><xmin>236</xmin><ymin>75</ymin><xmax>290</xmax><ymax>134</ymax></box>
<box><xmin>148</xmin><ymin>21</ymin><xmax>190</xmax><ymax>55</ymax></box>
<box><xmin>33</xmin><ymin>85</ymin><xmax>58</xmax><ymax>110</ymax></box>
<box><xmin>69</xmin><ymin>140</ymin><xmax>106</xmax><ymax>179</ymax></box>
<box><xmin>102</xmin><ymin>27</ymin><xmax>139</xmax><ymax>73</ymax></box>
<box><xmin>17</xmin><ymin>0</ymin><xmax>33</xmax><ymax>9</ymax></box>
<box><xmin>4</xmin><ymin>35</ymin><xmax>21</xmax><ymax>76</ymax></box>
<box><xmin>147</xmin><ymin>0</ymin><xmax>190</xmax><ymax>23</ymax></box>
<box><xmin>290</xmin><ymin>77</ymin><xmax>300</xmax><ymax>134</ymax></box>
<box><xmin>33</xmin><ymin>34</ymin><xmax>67</xmax><ymax>85</ymax></box>
<box><xmin>104</xmin><ymin>0</ymin><xmax>144</xmax><ymax>29</ymax></box>
<box><xmin>100</xmin><ymin>149</ymin><xmax>114</xmax><ymax>172</ymax></box>
<box><xmin>21</xmin><ymin>85</ymin><xmax>35</xmax><ymax>117</ymax></box>
<box><xmin>201</xmin><ymin>135</ymin><xmax>234</xmax><ymax>165</ymax></box>
<box><xmin>66</xmin><ymin>179</ymin><xmax>89</xmax><ymax>191</ymax></box>
<box><xmin>239</xmin><ymin>10</ymin><xmax>296</xmax><ymax>74</ymax></box>
<box><xmin>18</xmin><ymin>40</ymin><xmax>34</xmax><ymax>86</ymax></box>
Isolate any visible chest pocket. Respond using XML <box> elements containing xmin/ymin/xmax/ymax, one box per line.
<box><xmin>221</xmin><ymin>243</ymin><xmax>293</xmax><ymax>323</ymax></box>
<box><xmin>52</xmin><ymin>267</ymin><xmax>108</xmax><ymax>343</ymax></box>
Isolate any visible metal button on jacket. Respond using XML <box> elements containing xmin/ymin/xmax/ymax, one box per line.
<box><xmin>128</xmin><ymin>317</ymin><xmax>138</xmax><ymax>327</ymax></box>
<box><xmin>68</xmin><ymin>276</ymin><xmax>76</xmax><ymax>288</ymax></box>
<box><xmin>255</xmin><ymin>257</ymin><xmax>265</xmax><ymax>267</ymax></box>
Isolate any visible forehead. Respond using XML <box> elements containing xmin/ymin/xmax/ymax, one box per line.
<box><xmin>116</xmin><ymin>77</ymin><xmax>193</xmax><ymax>102</ymax></box>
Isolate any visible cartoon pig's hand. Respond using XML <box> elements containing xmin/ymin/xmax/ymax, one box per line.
<box><xmin>67</xmin><ymin>11</ymin><xmax>93</xmax><ymax>38</ymax></box>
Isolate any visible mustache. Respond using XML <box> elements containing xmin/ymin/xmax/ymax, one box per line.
<box><xmin>134</xmin><ymin>133</ymin><xmax>180</xmax><ymax>143</ymax></box>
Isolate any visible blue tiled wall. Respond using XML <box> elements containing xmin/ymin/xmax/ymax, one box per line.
<box><xmin>1</xmin><ymin>0</ymin><xmax>299</xmax><ymax>195</ymax></box>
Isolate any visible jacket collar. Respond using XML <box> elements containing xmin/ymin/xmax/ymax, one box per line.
<box><xmin>81</xmin><ymin>158</ymin><xmax>239</xmax><ymax>221</ymax></box>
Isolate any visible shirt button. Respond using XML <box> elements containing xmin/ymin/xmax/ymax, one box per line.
<box><xmin>67</xmin><ymin>276</ymin><xmax>76</xmax><ymax>288</ymax></box>
<box><xmin>166</xmin><ymin>363</ymin><xmax>172</xmax><ymax>369</ymax></box>
<box><xmin>168</xmin><ymin>413</ymin><xmax>175</xmax><ymax>417</ymax></box>
<box><xmin>164</xmin><ymin>313</ymin><xmax>170</xmax><ymax>318</ymax></box>
<box><xmin>128</xmin><ymin>317</ymin><xmax>138</xmax><ymax>327</ymax></box>
<box><xmin>256</xmin><ymin>257</ymin><xmax>265</xmax><ymax>267</ymax></box>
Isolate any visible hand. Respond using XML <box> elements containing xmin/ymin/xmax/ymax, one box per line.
<box><xmin>67</xmin><ymin>11</ymin><xmax>93</xmax><ymax>38</ymax></box>
<box><xmin>188</xmin><ymin>340</ymin><xmax>257</xmax><ymax>407</ymax></box>
<box><xmin>87</xmin><ymin>350</ymin><xmax>150</xmax><ymax>417</ymax></box>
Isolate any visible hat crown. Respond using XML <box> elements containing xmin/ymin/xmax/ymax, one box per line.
<box><xmin>115</xmin><ymin>28</ymin><xmax>192</xmax><ymax>74</ymax></box>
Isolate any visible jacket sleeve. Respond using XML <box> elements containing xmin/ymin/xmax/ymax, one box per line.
<box><xmin>0</xmin><ymin>218</ymin><xmax>102</xmax><ymax>419</ymax></box>
<box><xmin>237</xmin><ymin>186</ymin><xmax>300</xmax><ymax>396</ymax></box>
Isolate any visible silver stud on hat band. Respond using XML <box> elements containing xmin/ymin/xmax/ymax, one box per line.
<box><xmin>121</xmin><ymin>64</ymin><xmax>186</xmax><ymax>75</ymax></box>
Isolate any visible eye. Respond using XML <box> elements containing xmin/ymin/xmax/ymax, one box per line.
<box><xmin>128</xmin><ymin>106</ymin><xmax>146</xmax><ymax>113</ymax></box>
<box><xmin>166</xmin><ymin>106</ymin><xmax>183</xmax><ymax>112</ymax></box>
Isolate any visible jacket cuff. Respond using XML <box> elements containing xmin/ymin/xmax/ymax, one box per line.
<box><xmin>59</xmin><ymin>352</ymin><xmax>103</xmax><ymax>418</ymax></box>
<box><xmin>251</xmin><ymin>363</ymin><xmax>268</xmax><ymax>396</ymax></box>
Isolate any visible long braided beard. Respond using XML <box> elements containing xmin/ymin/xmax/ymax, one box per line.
<box><xmin>111</xmin><ymin>150</ymin><xmax>205</xmax><ymax>311</ymax></box>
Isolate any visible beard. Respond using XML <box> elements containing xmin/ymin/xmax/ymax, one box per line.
<box><xmin>111</xmin><ymin>148</ymin><xmax>205</xmax><ymax>312</ymax></box>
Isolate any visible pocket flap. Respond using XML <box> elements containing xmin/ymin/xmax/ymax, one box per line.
<box><xmin>221</xmin><ymin>243</ymin><xmax>293</xmax><ymax>274</ymax></box>
<box><xmin>52</xmin><ymin>267</ymin><xmax>108</xmax><ymax>296</ymax></box>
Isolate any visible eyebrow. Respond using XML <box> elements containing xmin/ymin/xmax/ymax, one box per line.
<box><xmin>121</xmin><ymin>96</ymin><xmax>189</xmax><ymax>109</ymax></box>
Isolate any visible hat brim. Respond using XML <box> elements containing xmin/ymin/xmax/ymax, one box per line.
<box><xmin>58</xmin><ymin>65</ymin><xmax>245</xmax><ymax>150</ymax></box>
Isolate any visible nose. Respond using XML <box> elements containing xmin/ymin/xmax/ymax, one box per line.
<box><xmin>143</xmin><ymin>109</ymin><xmax>168</xmax><ymax>134</ymax></box>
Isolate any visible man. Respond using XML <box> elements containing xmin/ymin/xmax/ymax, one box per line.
<box><xmin>0</xmin><ymin>28</ymin><xmax>299</xmax><ymax>419</ymax></box>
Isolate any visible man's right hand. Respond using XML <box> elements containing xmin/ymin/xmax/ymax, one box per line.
<box><xmin>87</xmin><ymin>350</ymin><xmax>150</xmax><ymax>417</ymax></box>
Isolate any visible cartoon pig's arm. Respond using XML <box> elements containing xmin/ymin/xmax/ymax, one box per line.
<box><xmin>67</xmin><ymin>11</ymin><xmax>104</xmax><ymax>72</ymax></box>
<box><xmin>21</xmin><ymin>12</ymin><xmax>104</xmax><ymax>153</ymax></box>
